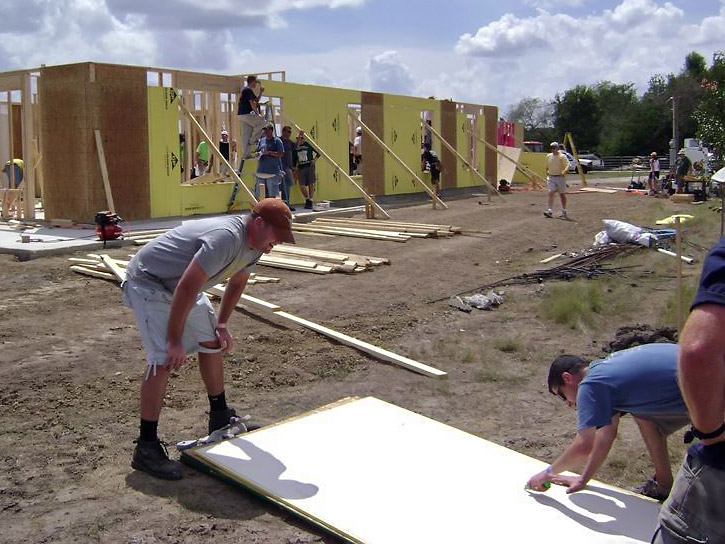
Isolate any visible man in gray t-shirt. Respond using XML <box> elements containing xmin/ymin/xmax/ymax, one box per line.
<box><xmin>123</xmin><ymin>198</ymin><xmax>295</xmax><ymax>480</ymax></box>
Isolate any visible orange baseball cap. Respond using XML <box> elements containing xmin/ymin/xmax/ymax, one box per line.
<box><xmin>252</xmin><ymin>198</ymin><xmax>295</xmax><ymax>244</ymax></box>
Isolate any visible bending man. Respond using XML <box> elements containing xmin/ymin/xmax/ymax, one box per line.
<box><xmin>526</xmin><ymin>343</ymin><xmax>689</xmax><ymax>501</ymax></box>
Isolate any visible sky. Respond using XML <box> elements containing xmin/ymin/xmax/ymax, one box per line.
<box><xmin>1</xmin><ymin>0</ymin><xmax>724</xmax><ymax>113</ymax></box>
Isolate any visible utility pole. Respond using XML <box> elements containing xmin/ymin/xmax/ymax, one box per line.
<box><xmin>669</xmin><ymin>96</ymin><xmax>678</xmax><ymax>169</ymax></box>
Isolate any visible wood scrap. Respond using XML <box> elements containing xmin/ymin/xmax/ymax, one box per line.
<box><xmin>540</xmin><ymin>253</ymin><xmax>564</xmax><ymax>264</ymax></box>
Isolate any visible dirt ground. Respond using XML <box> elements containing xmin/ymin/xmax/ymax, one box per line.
<box><xmin>0</xmin><ymin>187</ymin><xmax>717</xmax><ymax>543</ymax></box>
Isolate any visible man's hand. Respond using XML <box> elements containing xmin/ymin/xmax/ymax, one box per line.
<box><xmin>526</xmin><ymin>469</ymin><xmax>552</xmax><ymax>491</ymax></box>
<box><xmin>216</xmin><ymin>325</ymin><xmax>234</xmax><ymax>353</ymax></box>
<box><xmin>165</xmin><ymin>339</ymin><xmax>187</xmax><ymax>371</ymax></box>
<box><xmin>551</xmin><ymin>474</ymin><xmax>587</xmax><ymax>494</ymax></box>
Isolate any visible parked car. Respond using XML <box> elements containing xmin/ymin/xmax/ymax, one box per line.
<box><xmin>561</xmin><ymin>151</ymin><xmax>593</xmax><ymax>173</ymax></box>
<box><xmin>577</xmin><ymin>153</ymin><xmax>604</xmax><ymax>170</ymax></box>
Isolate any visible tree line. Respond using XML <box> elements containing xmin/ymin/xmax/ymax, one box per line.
<box><xmin>506</xmin><ymin>51</ymin><xmax>725</xmax><ymax>159</ymax></box>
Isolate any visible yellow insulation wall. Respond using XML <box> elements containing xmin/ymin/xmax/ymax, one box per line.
<box><xmin>146</xmin><ymin>81</ymin><xmax>494</xmax><ymax>218</ymax></box>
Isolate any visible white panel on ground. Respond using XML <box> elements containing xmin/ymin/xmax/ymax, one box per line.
<box><xmin>187</xmin><ymin>397</ymin><xmax>660</xmax><ymax>543</ymax></box>
<box><xmin>497</xmin><ymin>144</ymin><xmax>522</xmax><ymax>183</ymax></box>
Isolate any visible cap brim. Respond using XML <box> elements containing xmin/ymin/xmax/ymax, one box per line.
<box><xmin>275</xmin><ymin>227</ymin><xmax>295</xmax><ymax>244</ymax></box>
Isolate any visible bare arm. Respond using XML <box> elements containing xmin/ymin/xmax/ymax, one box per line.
<box><xmin>679</xmin><ymin>304</ymin><xmax>725</xmax><ymax>445</ymax></box>
<box><xmin>217</xmin><ymin>271</ymin><xmax>250</xmax><ymax>326</ymax></box>
<box><xmin>553</xmin><ymin>416</ymin><xmax>620</xmax><ymax>493</ymax></box>
<box><xmin>527</xmin><ymin>427</ymin><xmax>594</xmax><ymax>490</ymax></box>
<box><xmin>165</xmin><ymin>259</ymin><xmax>209</xmax><ymax>369</ymax></box>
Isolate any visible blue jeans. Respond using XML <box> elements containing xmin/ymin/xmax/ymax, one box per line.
<box><xmin>280</xmin><ymin>167</ymin><xmax>294</xmax><ymax>206</ymax></box>
<box><xmin>254</xmin><ymin>174</ymin><xmax>281</xmax><ymax>199</ymax></box>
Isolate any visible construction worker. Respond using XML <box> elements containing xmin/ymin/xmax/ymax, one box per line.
<box><xmin>237</xmin><ymin>75</ymin><xmax>266</xmax><ymax>160</ymax></box>
<box><xmin>543</xmin><ymin>142</ymin><xmax>569</xmax><ymax>218</ymax></box>
<box><xmin>353</xmin><ymin>126</ymin><xmax>362</xmax><ymax>170</ymax></box>
<box><xmin>653</xmin><ymin>240</ymin><xmax>725</xmax><ymax>542</ymax></box>
<box><xmin>123</xmin><ymin>199</ymin><xmax>295</xmax><ymax>480</ymax></box>
<box><xmin>2</xmin><ymin>158</ymin><xmax>23</xmax><ymax>188</ymax></box>
<box><xmin>526</xmin><ymin>344</ymin><xmax>690</xmax><ymax>501</ymax></box>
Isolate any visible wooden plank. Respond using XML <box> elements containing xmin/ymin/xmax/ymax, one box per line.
<box><xmin>274</xmin><ymin>311</ymin><xmax>445</xmax><ymax>377</ymax></box>
<box><xmin>540</xmin><ymin>253</ymin><xmax>564</xmax><ymax>264</ymax></box>
<box><xmin>70</xmin><ymin>264</ymin><xmax>116</xmax><ymax>280</ymax></box>
<box><xmin>21</xmin><ymin>74</ymin><xmax>36</xmax><ymax>218</ymax></box>
<box><xmin>99</xmin><ymin>254</ymin><xmax>126</xmax><ymax>281</ymax></box>
<box><xmin>94</xmin><ymin>130</ymin><xmax>115</xmax><ymax>213</ymax></box>
<box><xmin>291</xmin><ymin>224</ymin><xmax>410</xmax><ymax>241</ymax></box>
<box><xmin>579</xmin><ymin>187</ymin><xmax>617</xmax><ymax>194</ymax></box>
<box><xmin>206</xmin><ymin>285</ymin><xmax>282</xmax><ymax>312</ymax></box>
<box><xmin>278</xmin><ymin>111</ymin><xmax>390</xmax><ymax>219</ymax></box>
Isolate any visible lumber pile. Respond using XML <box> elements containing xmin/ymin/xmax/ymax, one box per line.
<box><xmin>68</xmin><ymin>255</ymin><xmax>280</xmax><ymax>284</ymax></box>
<box><xmin>293</xmin><ymin>218</ymin><xmax>463</xmax><ymax>241</ymax></box>
<box><xmin>67</xmin><ymin>255</ymin><xmax>445</xmax><ymax>378</ymax></box>
<box><xmin>119</xmin><ymin>229</ymin><xmax>391</xmax><ymax>275</ymax></box>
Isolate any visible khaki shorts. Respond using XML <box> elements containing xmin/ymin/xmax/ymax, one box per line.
<box><xmin>547</xmin><ymin>175</ymin><xmax>567</xmax><ymax>193</ymax></box>
<box><xmin>122</xmin><ymin>279</ymin><xmax>220</xmax><ymax>369</ymax></box>
<box><xmin>632</xmin><ymin>413</ymin><xmax>690</xmax><ymax>436</ymax></box>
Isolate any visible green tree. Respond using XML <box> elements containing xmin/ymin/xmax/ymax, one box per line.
<box><xmin>594</xmin><ymin>81</ymin><xmax>640</xmax><ymax>155</ymax></box>
<box><xmin>685</xmin><ymin>51</ymin><xmax>707</xmax><ymax>80</ymax></box>
<box><xmin>695</xmin><ymin>51</ymin><xmax>725</xmax><ymax>156</ymax></box>
<box><xmin>553</xmin><ymin>85</ymin><xmax>601</xmax><ymax>150</ymax></box>
<box><xmin>504</xmin><ymin>97</ymin><xmax>555</xmax><ymax>144</ymax></box>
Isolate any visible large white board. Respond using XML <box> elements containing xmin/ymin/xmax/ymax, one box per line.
<box><xmin>187</xmin><ymin>397</ymin><xmax>660</xmax><ymax>543</ymax></box>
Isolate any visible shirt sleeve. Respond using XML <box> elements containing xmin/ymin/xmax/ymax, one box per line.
<box><xmin>692</xmin><ymin>240</ymin><xmax>725</xmax><ymax>309</ymax></box>
<box><xmin>193</xmin><ymin>229</ymin><xmax>237</xmax><ymax>278</ymax></box>
<box><xmin>576</xmin><ymin>382</ymin><xmax>615</xmax><ymax>431</ymax></box>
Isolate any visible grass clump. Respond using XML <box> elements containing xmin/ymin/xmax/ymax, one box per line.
<box><xmin>491</xmin><ymin>336</ymin><xmax>524</xmax><ymax>354</ymax></box>
<box><xmin>540</xmin><ymin>281</ymin><xmax>604</xmax><ymax>330</ymax></box>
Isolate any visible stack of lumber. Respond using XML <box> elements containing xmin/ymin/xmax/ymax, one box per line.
<box><xmin>262</xmin><ymin>244</ymin><xmax>389</xmax><ymax>274</ymax></box>
<box><xmin>68</xmin><ymin>255</ymin><xmax>280</xmax><ymax>284</ymax></box>
<box><xmin>122</xmin><ymin>229</ymin><xmax>170</xmax><ymax>245</ymax></box>
<box><xmin>293</xmin><ymin>218</ymin><xmax>462</xmax><ymax>241</ymax></box>
<box><xmin>68</xmin><ymin>254</ymin><xmax>445</xmax><ymax>378</ymax></box>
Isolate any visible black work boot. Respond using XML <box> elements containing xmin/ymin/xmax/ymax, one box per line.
<box><xmin>132</xmin><ymin>439</ymin><xmax>182</xmax><ymax>480</ymax></box>
<box><xmin>208</xmin><ymin>407</ymin><xmax>262</xmax><ymax>434</ymax></box>
<box><xmin>304</xmin><ymin>199</ymin><xmax>313</xmax><ymax>209</ymax></box>
<box><xmin>208</xmin><ymin>407</ymin><xmax>238</xmax><ymax>434</ymax></box>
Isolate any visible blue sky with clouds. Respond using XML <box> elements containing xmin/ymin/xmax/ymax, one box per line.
<box><xmin>1</xmin><ymin>0</ymin><xmax>723</xmax><ymax>112</ymax></box>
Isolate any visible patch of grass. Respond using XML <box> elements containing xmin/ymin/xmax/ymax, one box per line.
<box><xmin>539</xmin><ymin>281</ymin><xmax>605</xmax><ymax>330</ymax></box>
<box><xmin>461</xmin><ymin>347</ymin><xmax>475</xmax><ymax>363</ymax></box>
<box><xmin>491</xmin><ymin>336</ymin><xmax>524</xmax><ymax>354</ymax></box>
<box><xmin>663</xmin><ymin>279</ymin><xmax>699</xmax><ymax>328</ymax></box>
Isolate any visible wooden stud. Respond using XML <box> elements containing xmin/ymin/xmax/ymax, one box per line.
<box><xmin>94</xmin><ymin>130</ymin><xmax>115</xmax><ymax>213</ymax></box>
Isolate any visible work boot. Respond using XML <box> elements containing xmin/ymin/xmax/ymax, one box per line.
<box><xmin>559</xmin><ymin>210</ymin><xmax>567</xmax><ymax>219</ymax></box>
<box><xmin>543</xmin><ymin>209</ymin><xmax>553</xmax><ymax>218</ymax></box>
<box><xmin>634</xmin><ymin>477</ymin><xmax>671</xmax><ymax>502</ymax></box>
<box><xmin>209</xmin><ymin>407</ymin><xmax>263</xmax><ymax>434</ymax></box>
<box><xmin>132</xmin><ymin>439</ymin><xmax>182</xmax><ymax>480</ymax></box>
<box><xmin>304</xmin><ymin>199</ymin><xmax>313</xmax><ymax>209</ymax></box>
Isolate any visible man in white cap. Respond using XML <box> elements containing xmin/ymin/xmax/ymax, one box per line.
<box><xmin>123</xmin><ymin>199</ymin><xmax>295</xmax><ymax>480</ymax></box>
<box><xmin>544</xmin><ymin>142</ymin><xmax>570</xmax><ymax>218</ymax></box>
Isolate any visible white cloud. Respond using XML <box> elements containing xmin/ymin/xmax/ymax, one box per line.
<box><xmin>447</xmin><ymin>0</ymin><xmax>725</xmax><ymax>112</ymax></box>
<box><xmin>366</xmin><ymin>50</ymin><xmax>414</xmax><ymax>95</ymax></box>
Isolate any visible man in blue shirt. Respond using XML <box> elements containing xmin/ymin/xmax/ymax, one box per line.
<box><xmin>255</xmin><ymin>123</ymin><xmax>284</xmax><ymax>199</ymax></box>
<box><xmin>526</xmin><ymin>343</ymin><xmax>690</xmax><ymax>501</ymax></box>
<box><xmin>653</xmin><ymin>240</ymin><xmax>725</xmax><ymax>542</ymax></box>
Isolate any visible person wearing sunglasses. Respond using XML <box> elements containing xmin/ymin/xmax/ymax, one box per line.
<box><xmin>526</xmin><ymin>343</ymin><xmax>689</xmax><ymax>501</ymax></box>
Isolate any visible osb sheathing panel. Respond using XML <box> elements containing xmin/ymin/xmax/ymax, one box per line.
<box><xmin>40</xmin><ymin>63</ymin><xmax>150</xmax><ymax>222</ymax></box>
<box><xmin>483</xmin><ymin>105</ymin><xmax>498</xmax><ymax>183</ymax></box>
<box><xmin>440</xmin><ymin>101</ymin><xmax>457</xmax><ymax>188</ymax></box>
<box><xmin>361</xmin><ymin>91</ymin><xmax>385</xmax><ymax>197</ymax></box>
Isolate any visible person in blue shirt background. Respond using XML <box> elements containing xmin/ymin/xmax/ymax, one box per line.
<box><xmin>526</xmin><ymin>343</ymin><xmax>690</xmax><ymax>501</ymax></box>
<box><xmin>255</xmin><ymin>123</ymin><xmax>284</xmax><ymax>200</ymax></box>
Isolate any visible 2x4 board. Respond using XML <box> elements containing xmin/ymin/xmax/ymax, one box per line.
<box><xmin>183</xmin><ymin>397</ymin><xmax>660</xmax><ymax>543</ymax></box>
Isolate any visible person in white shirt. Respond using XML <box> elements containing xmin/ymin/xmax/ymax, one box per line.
<box><xmin>544</xmin><ymin>142</ymin><xmax>570</xmax><ymax>218</ymax></box>
<box><xmin>648</xmin><ymin>152</ymin><xmax>661</xmax><ymax>195</ymax></box>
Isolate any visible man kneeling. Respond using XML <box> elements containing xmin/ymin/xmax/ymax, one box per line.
<box><xmin>526</xmin><ymin>343</ymin><xmax>689</xmax><ymax>501</ymax></box>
